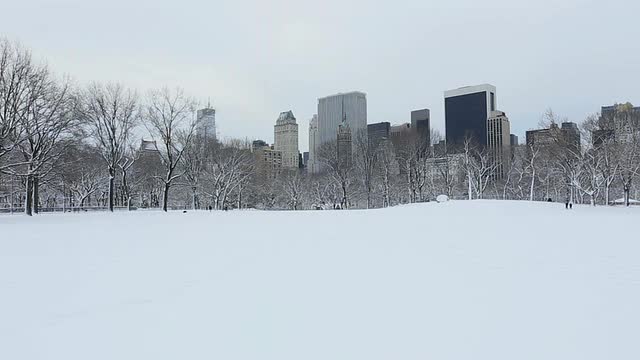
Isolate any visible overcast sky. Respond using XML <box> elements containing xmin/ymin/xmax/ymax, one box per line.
<box><xmin>3</xmin><ymin>0</ymin><xmax>639</xmax><ymax>150</ymax></box>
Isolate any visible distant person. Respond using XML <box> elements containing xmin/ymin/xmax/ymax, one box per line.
<box><xmin>224</xmin><ymin>205</ymin><xmax>228</xmax><ymax>211</ymax></box>
<box><xmin>547</xmin><ymin>198</ymin><xmax>552</xmax><ymax>202</ymax></box>
<box><xmin>569</xmin><ymin>202</ymin><xmax>573</xmax><ymax>210</ymax></box>
<box><xmin>565</xmin><ymin>200</ymin><xmax>569</xmax><ymax>209</ymax></box>
<box><xmin>208</xmin><ymin>205</ymin><xmax>212</xmax><ymax>211</ymax></box>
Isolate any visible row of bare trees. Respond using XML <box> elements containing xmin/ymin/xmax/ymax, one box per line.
<box><xmin>0</xmin><ymin>39</ymin><xmax>203</xmax><ymax>214</ymax></box>
<box><xmin>2</xmin><ymin>39</ymin><xmax>640</xmax><ymax>214</ymax></box>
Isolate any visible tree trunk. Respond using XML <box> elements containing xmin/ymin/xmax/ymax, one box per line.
<box><xmin>33</xmin><ymin>175</ymin><xmax>39</xmax><ymax>214</ymax></box>
<box><xmin>25</xmin><ymin>175</ymin><xmax>33</xmax><ymax>216</ymax></box>
<box><xmin>121</xmin><ymin>169</ymin><xmax>131</xmax><ymax>211</ymax></box>
<box><xmin>624</xmin><ymin>185</ymin><xmax>630</xmax><ymax>207</ymax></box>
<box><xmin>192</xmin><ymin>187</ymin><xmax>197</xmax><ymax>210</ymax></box>
<box><xmin>108</xmin><ymin>167</ymin><xmax>115</xmax><ymax>212</ymax></box>
<box><xmin>162</xmin><ymin>183</ymin><xmax>170</xmax><ymax>212</ymax></box>
<box><xmin>529</xmin><ymin>170</ymin><xmax>535</xmax><ymax>201</ymax></box>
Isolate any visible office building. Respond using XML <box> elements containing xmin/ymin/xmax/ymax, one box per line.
<box><xmin>598</xmin><ymin>103</ymin><xmax>640</xmax><ymax>144</ymax></box>
<box><xmin>317</xmin><ymin>91</ymin><xmax>367</xmax><ymax>148</ymax></box>
<box><xmin>252</xmin><ymin>140</ymin><xmax>282</xmax><ymax>178</ymax></box>
<box><xmin>487</xmin><ymin>111</ymin><xmax>511</xmax><ymax>179</ymax></box>
<box><xmin>510</xmin><ymin>134</ymin><xmax>519</xmax><ymax>147</ymax></box>
<box><xmin>444</xmin><ymin>84</ymin><xmax>496</xmax><ymax>148</ymax></box>
<box><xmin>390</xmin><ymin>123</ymin><xmax>412</xmax><ymax>139</ymax></box>
<box><xmin>252</xmin><ymin>139</ymin><xmax>268</xmax><ymax>152</ymax></box>
<box><xmin>367</xmin><ymin>122</ymin><xmax>391</xmax><ymax>149</ymax></box>
<box><xmin>526</xmin><ymin>122</ymin><xmax>580</xmax><ymax>152</ymax></box>
<box><xmin>411</xmin><ymin>108</ymin><xmax>431</xmax><ymax>147</ymax></box>
<box><xmin>196</xmin><ymin>103</ymin><xmax>216</xmax><ymax>142</ymax></box>
<box><xmin>274</xmin><ymin>110</ymin><xmax>299</xmax><ymax>169</ymax></box>
<box><xmin>561</xmin><ymin>122</ymin><xmax>581</xmax><ymax>152</ymax></box>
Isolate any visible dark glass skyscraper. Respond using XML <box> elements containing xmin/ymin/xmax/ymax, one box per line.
<box><xmin>444</xmin><ymin>84</ymin><xmax>496</xmax><ymax>148</ymax></box>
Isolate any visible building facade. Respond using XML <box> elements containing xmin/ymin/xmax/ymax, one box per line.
<box><xmin>308</xmin><ymin>114</ymin><xmax>319</xmax><ymax>173</ymax></box>
<box><xmin>526</xmin><ymin>122</ymin><xmax>581</xmax><ymax>152</ymax></box>
<box><xmin>196</xmin><ymin>105</ymin><xmax>216</xmax><ymax>142</ymax></box>
<box><xmin>390</xmin><ymin>123</ymin><xmax>412</xmax><ymax>140</ymax></box>
<box><xmin>445</xmin><ymin>84</ymin><xmax>497</xmax><ymax>149</ymax></box>
<box><xmin>367</xmin><ymin>122</ymin><xmax>391</xmax><ymax>150</ymax></box>
<box><xmin>317</xmin><ymin>91</ymin><xmax>367</xmax><ymax>148</ymax></box>
<box><xmin>510</xmin><ymin>134</ymin><xmax>519</xmax><ymax>147</ymax></box>
<box><xmin>252</xmin><ymin>140</ymin><xmax>282</xmax><ymax>178</ymax></box>
<box><xmin>487</xmin><ymin>111</ymin><xmax>512</xmax><ymax>179</ymax></box>
<box><xmin>411</xmin><ymin>108</ymin><xmax>431</xmax><ymax>147</ymax></box>
<box><xmin>598</xmin><ymin>103</ymin><xmax>640</xmax><ymax>144</ymax></box>
<box><xmin>274</xmin><ymin>110</ymin><xmax>299</xmax><ymax>169</ymax></box>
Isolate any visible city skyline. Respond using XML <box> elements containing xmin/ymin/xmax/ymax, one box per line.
<box><xmin>4</xmin><ymin>0</ymin><xmax>638</xmax><ymax>151</ymax></box>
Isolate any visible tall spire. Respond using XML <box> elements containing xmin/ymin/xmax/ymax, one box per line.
<box><xmin>207</xmin><ymin>97</ymin><xmax>211</xmax><ymax>109</ymax></box>
<box><xmin>341</xmin><ymin>95</ymin><xmax>346</xmax><ymax>124</ymax></box>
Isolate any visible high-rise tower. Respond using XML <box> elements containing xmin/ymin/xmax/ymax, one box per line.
<box><xmin>444</xmin><ymin>84</ymin><xmax>496</xmax><ymax>148</ymax></box>
<box><xmin>274</xmin><ymin>110</ymin><xmax>299</xmax><ymax>169</ymax></box>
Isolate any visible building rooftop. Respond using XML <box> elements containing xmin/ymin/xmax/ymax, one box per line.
<box><xmin>318</xmin><ymin>91</ymin><xmax>367</xmax><ymax>100</ymax></box>
<box><xmin>444</xmin><ymin>84</ymin><xmax>496</xmax><ymax>98</ymax></box>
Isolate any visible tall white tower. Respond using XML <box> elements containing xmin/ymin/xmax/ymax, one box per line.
<box><xmin>308</xmin><ymin>114</ymin><xmax>319</xmax><ymax>173</ymax></box>
<box><xmin>274</xmin><ymin>110</ymin><xmax>299</xmax><ymax>169</ymax></box>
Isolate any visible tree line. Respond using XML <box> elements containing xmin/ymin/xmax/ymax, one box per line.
<box><xmin>1</xmin><ymin>39</ymin><xmax>639</xmax><ymax>215</ymax></box>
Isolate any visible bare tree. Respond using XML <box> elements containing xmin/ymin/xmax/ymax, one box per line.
<box><xmin>203</xmin><ymin>140</ymin><xmax>253</xmax><ymax>210</ymax></box>
<box><xmin>61</xmin><ymin>145</ymin><xmax>105</xmax><ymax>210</ymax></box>
<box><xmin>11</xmin><ymin>65</ymin><xmax>77</xmax><ymax>215</ymax></box>
<box><xmin>353</xmin><ymin>131</ymin><xmax>378</xmax><ymax>208</ymax></box>
<box><xmin>279</xmin><ymin>170</ymin><xmax>305</xmax><ymax>210</ymax></box>
<box><xmin>144</xmin><ymin>87</ymin><xmax>198</xmax><ymax>212</ymax></box>
<box><xmin>79</xmin><ymin>83</ymin><xmax>138</xmax><ymax>211</ymax></box>
<box><xmin>180</xmin><ymin>133</ymin><xmax>210</xmax><ymax>210</ymax></box>
<box><xmin>525</xmin><ymin>143</ymin><xmax>540</xmax><ymax>201</ymax></box>
<box><xmin>0</xmin><ymin>39</ymin><xmax>31</xmax><ymax>167</ymax></box>
<box><xmin>118</xmin><ymin>145</ymin><xmax>140</xmax><ymax>210</ymax></box>
<box><xmin>377</xmin><ymin>139</ymin><xmax>398</xmax><ymax>207</ymax></box>
<box><xmin>318</xmin><ymin>140</ymin><xmax>353</xmax><ymax>209</ymax></box>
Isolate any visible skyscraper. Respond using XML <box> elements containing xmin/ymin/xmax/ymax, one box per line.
<box><xmin>510</xmin><ymin>134</ymin><xmax>519</xmax><ymax>147</ymax></box>
<box><xmin>487</xmin><ymin>111</ymin><xmax>511</xmax><ymax>179</ymax></box>
<box><xmin>444</xmin><ymin>84</ymin><xmax>496</xmax><ymax>148</ymax></box>
<box><xmin>196</xmin><ymin>103</ymin><xmax>216</xmax><ymax>142</ymax></box>
<box><xmin>367</xmin><ymin>122</ymin><xmax>391</xmax><ymax>150</ymax></box>
<box><xmin>317</xmin><ymin>91</ymin><xmax>367</xmax><ymax>148</ymax></box>
<box><xmin>411</xmin><ymin>108</ymin><xmax>431</xmax><ymax>147</ymax></box>
<box><xmin>274</xmin><ymin>110</ymin><xmax>299</xmax><ymax>169</ymax></box>
<box><xmin>599</xmin><ymin>103</ymin><xmax>640</xmax><ymax>144</ymax></box>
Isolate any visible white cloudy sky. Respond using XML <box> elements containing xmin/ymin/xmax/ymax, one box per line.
<box><xmin>3</xmin><ymin>0</ymin><xmax>639</xmax><ymax>150</ymax></box>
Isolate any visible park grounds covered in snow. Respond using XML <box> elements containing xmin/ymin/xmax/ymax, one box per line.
<box><xmin>1</xmin><ymin>200</ymin><xmax>639</xmax><ymax>360</ymax></box>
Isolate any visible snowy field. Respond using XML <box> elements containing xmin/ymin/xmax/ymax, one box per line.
<box><xmin>1</xmin><ymin>201</ymin><xmax>639</xmax><ymax>360</ymax></box>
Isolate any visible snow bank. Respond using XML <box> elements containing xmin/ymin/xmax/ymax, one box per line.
<box><xmin>1</xmin><ymin>201</ymin><xmax>639</xmax><ymax>360</ymax></box>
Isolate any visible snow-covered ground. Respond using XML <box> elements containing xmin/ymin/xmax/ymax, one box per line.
<box><xmin>1</xmin><ymin>201</ymin><xmax>639</xmax><ymax>360</ymax></box>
